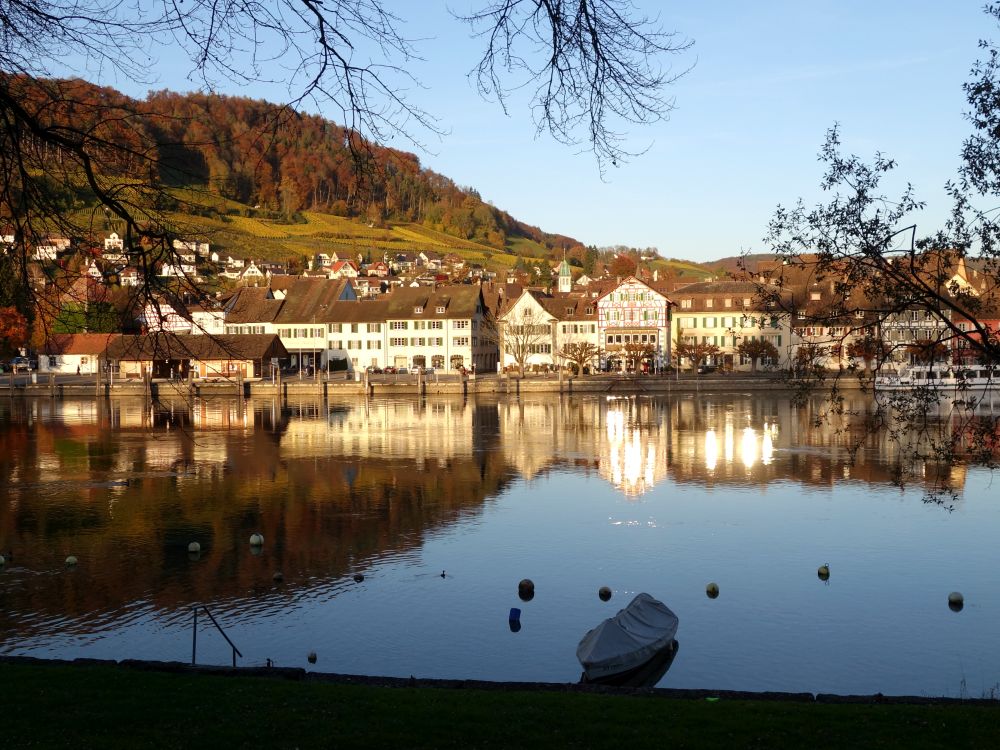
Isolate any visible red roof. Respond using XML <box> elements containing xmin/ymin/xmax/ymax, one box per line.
<box><xmin>42</xmin><ymin>333</ymin><xmax>117</xmax><ymax>356</ymax></box>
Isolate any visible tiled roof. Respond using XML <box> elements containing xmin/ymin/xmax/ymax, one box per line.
<box><xmin>225</xmin><ymin>287</ymin><xmax>282</xmax><ymax>324</ymax></box>
<box><xmin>272</xmin><ymin>278</ymin><xmax>353</xmax><ymax>324</ymax></box>
<box><xmin>105</xmin><ymin>333</ymin><xmax>287</xmax><ymax>361</ymax></box>
<box><xmin>42</xmin><ymin>333</ymin><xmax>118</xmax><ymax>355</ymax></box>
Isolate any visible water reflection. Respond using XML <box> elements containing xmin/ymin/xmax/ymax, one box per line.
<box><xmin>0</xmin><ymin>392</ymin><xmax>996</xmax><ymax>694</ymax></box>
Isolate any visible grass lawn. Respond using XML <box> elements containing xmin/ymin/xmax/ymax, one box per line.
<box><xmin>3</xmin><ymin>661</ymin><xmax>998</xmax><ymax>749</ymax></box>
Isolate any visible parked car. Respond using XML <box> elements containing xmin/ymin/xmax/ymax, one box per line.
<box><xmin>366</xmin><ymin>365</ymin><xmax>383</xmax><ymax>374</ymax></box>
<box><xmin>383</xmin><ymin>366</ymin><xmax>397</xmax><ymax>374</ymax></box>
<box><xmin>10</xmin><ymin>356</ymin><xmax>31</xmax><ymax>373</ymax></box>
<box><xmin>696</xmin><ymin>365</ymin><xmax>717</xmax><ymax>375</ymax></box>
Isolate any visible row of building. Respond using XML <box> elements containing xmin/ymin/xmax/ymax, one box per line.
<box><xmin>35</xmin><ymin>242</ymin><xmax>1000</xmax><ymax>377</ymax></box>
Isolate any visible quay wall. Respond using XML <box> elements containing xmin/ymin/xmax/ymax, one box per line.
<box><xmin>0</xmin><ymin>373</ymin><xmax>864</xmax><ymax>400</ymax></box>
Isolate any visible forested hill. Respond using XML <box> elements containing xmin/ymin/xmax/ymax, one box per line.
<box><xmin>34</xmin><ymin>77</ymin><xmax>580</xmax><ymax>255</ymax></box>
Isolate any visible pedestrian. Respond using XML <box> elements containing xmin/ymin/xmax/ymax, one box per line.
<box><xmin>76</xmin><ymin>364</ymin><xmax>80</xmax><ymax>376</ymax></box>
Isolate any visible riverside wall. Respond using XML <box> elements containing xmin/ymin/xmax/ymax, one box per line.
<box><xmin>0</xmin><ymin>372</ymin><xmax>865</xmax><ymax>400</ymax></box>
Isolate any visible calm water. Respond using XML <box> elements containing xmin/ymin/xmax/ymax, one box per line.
<box><xmin>1</xmin><ymin>393</ymin><xmax>999</xmax><ymax>697</ymax></box>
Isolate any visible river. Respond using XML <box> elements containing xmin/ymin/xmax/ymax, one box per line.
<box><xmin>0</xmin><ymin>393</ymin><xmax>998</xmax><ymax>697</ymax></box>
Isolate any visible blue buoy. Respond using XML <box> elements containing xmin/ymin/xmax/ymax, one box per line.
<box><xmin>508</xmin><ymin>608</ymin><xmax>522</xmax><ymax>633</ymax></box>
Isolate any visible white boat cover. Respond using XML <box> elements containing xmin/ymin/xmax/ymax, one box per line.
<box><xmin>576</xmin><ymin>593</ymin><xmax>679</xmax><ymax>679</ymax></box>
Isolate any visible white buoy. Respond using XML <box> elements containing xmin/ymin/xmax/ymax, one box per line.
<box><xmin>948</xmin><ymin>592</ymin><xmax>964</xmax><ymax>611</ymax></box>
<box><xmin>188</xmin><ymin>542</ymin><xmax>201</xmax><ymax>554</ymax></box>
<box><xmin>307</xmin><ymin>651</ymin><xmax>317</xmax><ymax>664</ymax></box>
<box><xmin>598</xmin><ymin>586</ymin><xmax>612</xmax><ymax>601</ymax></box>
<box><xmin>817</xmin><ymin>564</ymin><xmax>830</xmax><ymax>581</ymax></box>
<box><xmin>65</xmin><ymin>555</ymin><xmax>78</xmax><ymax>567</ymax></box>
<box><xmin>706</xmin><ymin>582</ymin><xmax>719</xmax><ymax>599</ymax></box>
<box><xmin>250</xmin><ymin>533</ymin><xmax>264</xmax><ymax>547</ymax></box>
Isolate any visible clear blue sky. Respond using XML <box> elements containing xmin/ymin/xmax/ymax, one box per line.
<box><xmin>72</xmin><ymin>1</ymin><xmax>991</xmax><ymax>262</ymax></box>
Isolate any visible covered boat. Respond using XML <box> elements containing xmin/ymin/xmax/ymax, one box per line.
<box><xmin>576</xmin><ymin>593</ymin><xmax>679</xmax><ymax>681</ymax></box>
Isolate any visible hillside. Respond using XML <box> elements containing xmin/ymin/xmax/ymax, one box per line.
<box><xmin>11</xmin><ymin>76</ymin><xmax>717</xmax><ymax>280</ymax></box>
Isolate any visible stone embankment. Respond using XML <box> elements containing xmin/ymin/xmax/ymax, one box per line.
<box><xmin>1</xmin><ymin>372</ymin><xmax>864</xmax><ymax>399</ymax></box>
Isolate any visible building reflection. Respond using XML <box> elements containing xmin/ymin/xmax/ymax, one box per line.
<box><xmin>0</xmin><ymin>391</ymin><xmax>986</xmax><ymax>647</ymax></box>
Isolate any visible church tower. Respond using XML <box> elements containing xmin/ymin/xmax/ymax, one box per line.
<box><xmin>558</xmin><ymin>257</ymin><xmax>573</xmax><ymax>293</ymax></box>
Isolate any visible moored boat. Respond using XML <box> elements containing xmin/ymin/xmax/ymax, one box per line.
<box><xmin>874</xmin><ymin>364</ymin><xmax>999</xmax><ymax>392</ymax></box>
<box><xmin>576</xmin><ymin>593</ymin><xmax>679</xmax><ymax>682</ymax></box>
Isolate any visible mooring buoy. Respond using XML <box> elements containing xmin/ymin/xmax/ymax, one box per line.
<box><xmin>65</xmin><ymin>555</ymin><xmax>78</xmax><ymax>567</ymax></box>
<box><xmin>599</xmin><ymin>586</ymin><xmax>612</xmax><ymax>601</ymax></box>
<box><xmin>250</xmin><ymin>533</ymin><xmax>264</xmax><ymax>547</ymax></box>
<box><xmin>948</xmin><ymin>591</ymin><xmax>964</xmax><ymax>612</ymax></box>
<box><xmin>353</xmin><ymin>573</ymin><xmax>364</xmax><ymax>583</ymax></box>
<box><xmin>188</xmin><ymin>542</ymin><xmax>201</xmax><ymax>554</ymax></box>
<box><xmin>706</xmin><ymin>582</ymin><xmax>719</xmax><ymax>599</ymax></box>
<box><xmin>518</xmin><ymin>578</ymin><xmax>535</xmax><ymax>602</ymax></box>
<box><xmin>818</xmin><ymin>564</ymin><xmax>830</xmax><ymax>581</ymax></box>
<box><xmin>307</xmin><ymin>651</ymin><xmax>317</xmax><ymax>664</ymax></box>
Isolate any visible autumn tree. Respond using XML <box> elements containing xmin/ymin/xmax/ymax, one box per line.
<box><xmin>500</xmin><ymin>305</ymin><xmax>551</xmax><ymax>376</ymax></box>
<box><xmin>0</xmin><ymin>306</ymin><xmax>27</xmax><ymax>356</ymax></box>
<box><xmin>674</xmin><ymin>333</ymin><xmax>719</xmax><ymax>370</ymax></box>
<box><xmin>621</xmin><ymin>341</ymin><xmax>656</xmax><ymax>372</ymax></box>
<box><xmin>558</xmin><ymin>341</ymin><xmax>600</xmax><ymax>375</ymax></box>
<box><xmin>846</xmin><ymin>335</ymin><xmax>888</xmax><ymax>373</ymax></box>
<box><xmin>737</xmin><ymin>338</ymin><xmax>779</xmax><ymax>373</ymax></box>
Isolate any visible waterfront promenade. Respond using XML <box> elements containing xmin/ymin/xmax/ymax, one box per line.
<box><xmin>0</xmin><ymin>370</ymin><xmax>862</xmax><ymax>399</ymax></box>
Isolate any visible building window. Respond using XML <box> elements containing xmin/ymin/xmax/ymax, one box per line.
<box><xmin>454</xmin><ymin>320</ymin><xmax>469</xmax><ymax>329</ymax></box>
<box><xmin>724</xmin><ymin>298</ymin><xmax>732</xmax><ymax>308</ymax></box>
<box><xmin>367</xmin><ymin>323</ymin><xmax>381</xmax><ymax>332</ymax></box>
<box><xmin>414</xmin><ymin>306</ymin><xmax>423</xmax><ymax>314</ymax></box>
<box><xmin>436</xmin><ymin>306</ymin><xmax>446</xmax><ymax>313</ymax></box>
<box><xmin>705</xmin><ymin>299</ymin><xmax>713</xmax><ymax>308</ymax></box>
<box><xmin>390</xmin><ymin>321</ymin><xmax>407</xmax><ymax>330</ymax></box>
<box><xmin>680</xmin><ymin>299</ymin><xmax>692</xmax><ymax>309</ymax></box>
<box><xmin>429</xmin><ymin>321</ymin><xmax>443</xmax><ymax>330</ymax></box>
<box><xmin>810</xmin><ymin>291</ymin><xmax>822</xmax><ymax>301</ymax></box>
<box><xmin>329</xmin><ymin>323</ymin><xmax>342</xmax><ymax>333</ymax></box>
<box><xmin>390</xmin><ymin>337</ymin><xmax>406</xmax><ymax>346</ymax></box>
<box><xmin>453</xmin><ymin>337</ymin><xmax>469</xmax><ymax>346</ymax></box>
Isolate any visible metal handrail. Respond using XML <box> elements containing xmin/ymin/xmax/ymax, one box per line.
<box><xmin>192</xmin><ymin>605</ymin><xmax>243</xmax><ymax>667</ymax></box>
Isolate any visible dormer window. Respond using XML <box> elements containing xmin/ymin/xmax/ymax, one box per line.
<box><xmin>854</xmin><ymin>310</ymin><xmax>865</xmax><ymax>318</ymax></box>
<box><xmin>566</xmin><ymin>307</ymin><xmax>574</xmax><ymax>315</ymax></box>
<box><xmin>585</xmin><ymin>306</ymin><xmax>594</xmax><ymax>315</ymax></box>
<box><xmin>724</xmin><ymin>298</ymin><xmax>732</xmax><ymax>308</ymax></box>
<box><xmin>705</xmin><ymin>299</ymin><xmax>713</xmax><ymax>308</ymax></box>
<box><xmin>436</xmin><ymin>305</ymin><xmax>446</xmax><ymax>313</ymax></box>
<box><xmin>414</xmin><ymin>306</ymin><xmax>424</xmax><ymax>314</ymax></box>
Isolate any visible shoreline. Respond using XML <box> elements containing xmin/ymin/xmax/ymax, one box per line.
<box><xmin>0</xmin><ymin>654</ymin><xmax>991</xmax><ymax>705</ymax></box>
<box><xmin>0</xmin><ymin>372</ymin><xmax>864</xmax><ymax>399</ymax></box>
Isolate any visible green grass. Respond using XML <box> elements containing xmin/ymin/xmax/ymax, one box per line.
<box><xmin>3</xmin><ymin>661</ymin><xmax>999</xmax><ymax>749</ymax></box>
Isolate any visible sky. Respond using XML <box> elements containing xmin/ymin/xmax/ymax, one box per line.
<box><xmin>66</xmin><ymin>1</ymin><xmax>992</xmax><ymax>263</ymax></box>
